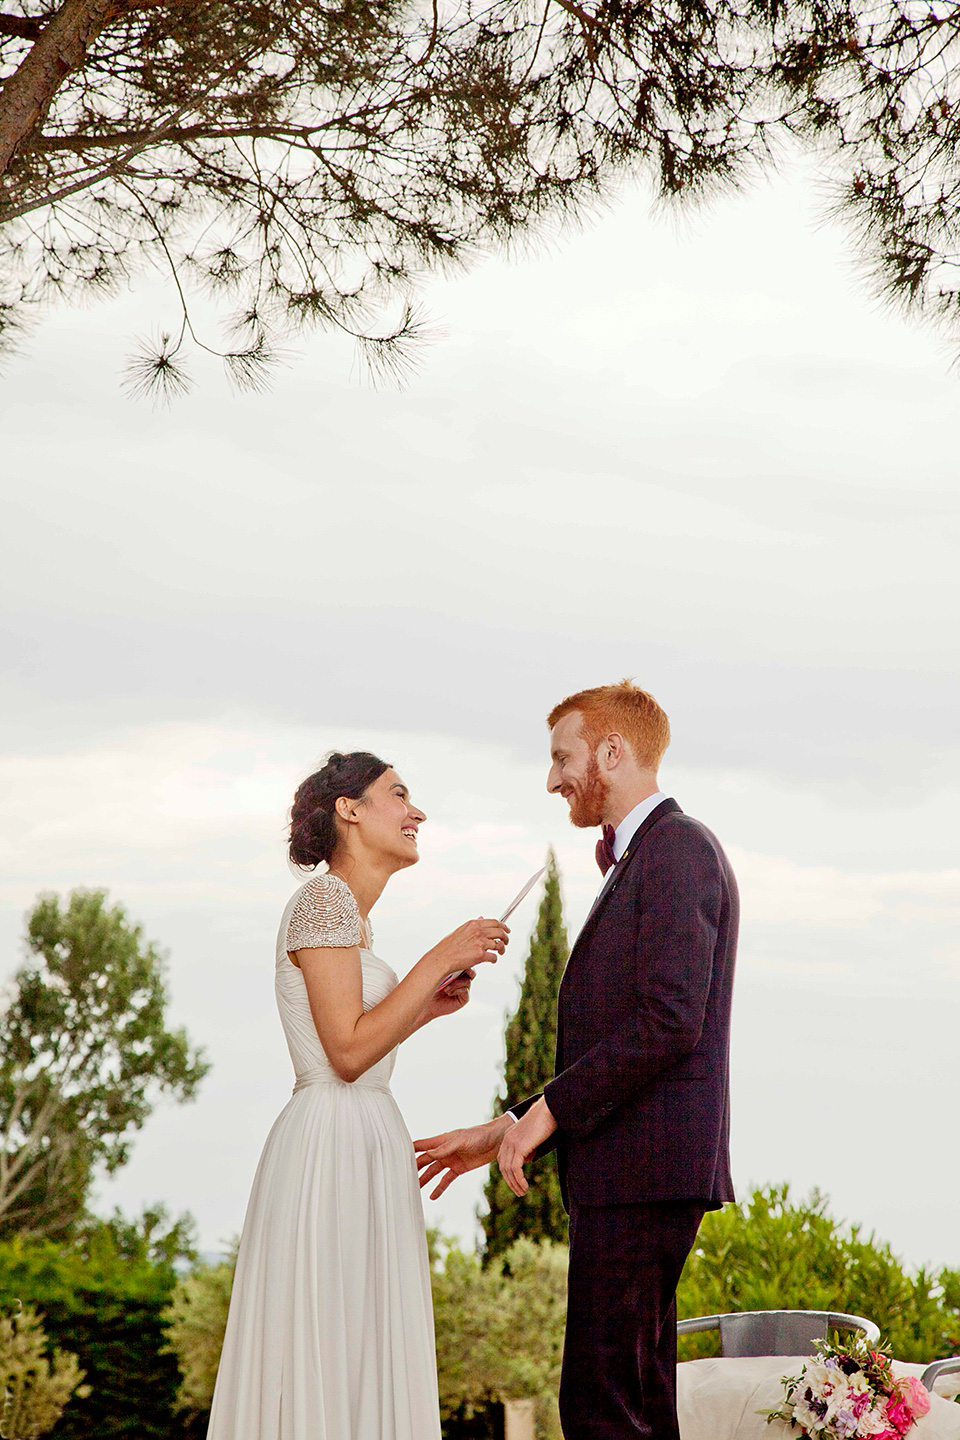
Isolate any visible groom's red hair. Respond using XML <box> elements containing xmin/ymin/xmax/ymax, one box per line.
<box><xmin>547</xmin><ymin>681</ymin><xmax>670</xmax><ymax>771</ymax></box>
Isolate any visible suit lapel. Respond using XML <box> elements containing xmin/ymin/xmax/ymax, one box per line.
<box><xmin>569</xmin><ymin>797</ymin><xmax>681</xmax><ymax>956</ymax></box>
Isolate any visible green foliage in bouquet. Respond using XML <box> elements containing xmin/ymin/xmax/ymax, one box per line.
<box><xmin>677</xmin><ymin>1186</ymin><xmax>960</xmax><ymax>1364</ymax></box>
<box><xmin>0</xmin><ymin>1303</ymin><xmax>84</xmax><ymax>1440</ymax></box>
<box><xmin>0</xmin><ymin>1208</ymin><xmax>193</xmax><ymax>1438</ymax></box>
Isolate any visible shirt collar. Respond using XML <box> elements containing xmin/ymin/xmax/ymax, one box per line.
<box><xmin>612</xmin><ymin>792</ymin><xmax>667</xmax><ymax>862</ymax></box>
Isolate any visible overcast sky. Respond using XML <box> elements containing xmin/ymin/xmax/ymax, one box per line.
<box><xmin>2</xmin><ymin>153</ymin><xmax>959</xmax><ymax>1275</ymax></box>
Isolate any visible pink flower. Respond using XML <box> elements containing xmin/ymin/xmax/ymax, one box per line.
<box><xmin>898</xmin><ymin>1376</ymin><xmax>932</xmax><ymax>1418</ymax></box>
<box><xmin>884</xmin><ymin>1397</ymin><xmax>916</xmax><ymax>1435</ymax></box>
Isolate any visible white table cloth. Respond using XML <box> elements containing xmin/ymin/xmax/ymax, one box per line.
<box><xmin>678</xmin><ymin>1356</ymin><xmax>960</xmax><ymax>1440</ymax></box>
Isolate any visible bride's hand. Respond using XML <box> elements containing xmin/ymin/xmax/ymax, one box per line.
<box><xmin>421</xmin><ymin>969</ymin><xmax>475</xmax><ymax>1022</ymax></box>
<box><xmin>423</xmin><ymin>918</ymin><xmax>509</xmax><ymax>981</ymax></box>
<box><xmin>414</xmin><ymin>1115</ymin><xmax>515</xmax><ymax>1198</ymax></box>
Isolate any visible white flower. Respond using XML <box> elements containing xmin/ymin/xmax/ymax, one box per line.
<box><xmin>857</xmin><ymin>1405</ymin><xmax>893</xmax><ymax>1436</ymax></box>
<box><xmin>804</xmin><ymin>1361</ymin><xmax>835</xmax><ymax>1391</ymax></box>
<box><xmin>803</xmin><ymin>1361</ymin><xmax>853</xmax><ymax>1424</ymax></box>
<box><xmin>791</xmin><ymin>1397</ymin><xmax>825</xmax><ymax>1433</ymax></box>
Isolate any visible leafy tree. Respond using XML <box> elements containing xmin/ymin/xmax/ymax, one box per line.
<box><xmin>75</xmin><ymin>1202</ymin><xmax>198</xmax><ymax>1270</ymax></box>
<box><xmin>677</xmin><ymin>1184</ymin><xmax>960</xmax><ymax>1364</ymax></box>
<box><xmin>0</xmin><ymin>1212</ymin><xmax>189</xmax><ymax>1438</ymax></box>
<box><xmin>489</xmin><ymin>1238</ymin><xmax>566</xmax><ymax>1438</ymax></box>
<box><xmin>0</xmin><ymin>1304</ymin><xmax>84</xmax><ymax>1439</ymax></box>
<box><xmin>0</xmin><ymin>889</ymin><xmax>209</xmax><ymax>1241</ymax></box>
<box><xmin>429</xmin><ymin>1236</ymin><xmax>499</xmax><ymax>1427</ymax></box>
<box><xmin>163</xmin><ymin>1243</ymin><xmax>237</xmax><ymax>1427</ymax></box>
<box><xmin>482</xmin><ymin>850</ymin><xmax>567</xmax><ymax>1260</ymax></box>
<box><xmin>4</xmin><ymin>1</ymin><xmax>960</xmax><ymax>390</ymax></box>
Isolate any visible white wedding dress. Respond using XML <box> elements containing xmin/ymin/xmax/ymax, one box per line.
<box><xmin>207</xmin><ymin>873</ymin><xmax>442</xmax><ymax>1440</ymax></box>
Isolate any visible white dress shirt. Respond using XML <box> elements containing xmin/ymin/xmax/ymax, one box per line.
<box><xmin>600</xmin><ymin>791</ymin><xmax>667</xmax><ymax>878</ymax></box>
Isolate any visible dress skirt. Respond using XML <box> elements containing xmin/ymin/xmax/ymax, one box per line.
<box><xmin>206</xmin><ymin>1075</ymin><xmax>442</xmax><ymax>1440</ymax></box>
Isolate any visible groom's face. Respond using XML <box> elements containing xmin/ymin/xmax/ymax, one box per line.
<box><xmin>548</xmin><ymin>711</ymin><xmax>609</xmax><ymax>829</ymax></box>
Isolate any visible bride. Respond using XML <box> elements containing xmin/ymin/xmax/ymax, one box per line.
<box><xmin>207</xmin><ymin>750</ymin><xmax>510</xmax><ymax>1440</ymax></box>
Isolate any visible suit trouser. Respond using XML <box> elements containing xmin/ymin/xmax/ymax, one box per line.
<box><xmin>559</xmin><ymin>1199</ymin><xmax>706</xmax><ymax>1440</ymax></box>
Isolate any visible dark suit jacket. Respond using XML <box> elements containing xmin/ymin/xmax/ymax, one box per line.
<box><xmin>511</xmin><ymin>799</ymin><xmax>738</xmax><ymax>1209</ymax></box>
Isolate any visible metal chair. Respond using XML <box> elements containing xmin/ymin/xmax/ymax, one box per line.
<box><xmin>920</xmin><ymin>1356</ymin><xmax>960</xmax><ymax>1393</ymax></box>
<box><xmin>676</xmin><ymin>1310</ymin><xmax>881</xmax><ymax>1357</ymax></box>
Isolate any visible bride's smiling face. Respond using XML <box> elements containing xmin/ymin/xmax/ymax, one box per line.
<box><xmin>353</xmin><ymin>768</ymin><xmax>426</xmax><ymax>868</ymax></box>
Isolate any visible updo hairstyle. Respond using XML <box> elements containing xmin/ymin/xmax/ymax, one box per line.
<box><xmin>288</xmin><ymin>751</ymin><xmax>390</xmax><ymax>869</ymax></box>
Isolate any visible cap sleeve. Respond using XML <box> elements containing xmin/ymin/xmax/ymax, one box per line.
<box><xmin>286</xmin><ymin>875</ymin><xmax>362</xmax><ymax>952</ymax></box>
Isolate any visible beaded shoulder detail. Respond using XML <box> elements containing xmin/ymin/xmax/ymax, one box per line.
<box><xmin>286</xmin><ymin>874</ymin><xmax>363</xmax><ymax>952</ymax></box>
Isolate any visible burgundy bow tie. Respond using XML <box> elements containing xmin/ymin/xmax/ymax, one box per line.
<box><xmin>595</xmin><ymin>824</ymin><xmax>617</xmax><ymax>875</ymax></box>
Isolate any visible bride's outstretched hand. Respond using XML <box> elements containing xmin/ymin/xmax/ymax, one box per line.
<box><xmin>414</xmin><ymin>1116</ymin><xmax>514</xmax><ymax>1199</ymax></box>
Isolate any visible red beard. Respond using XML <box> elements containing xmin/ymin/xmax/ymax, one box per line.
<box><xmin>567</xmin><ymin>752</ymin><xmax>609</xmax><ymax>829</ymax></box>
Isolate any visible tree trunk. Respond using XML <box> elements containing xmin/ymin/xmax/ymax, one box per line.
<box><xmin>0</xmin><ymin>0</ymin><xmax>123</xmax><ymax>177</ymax></box>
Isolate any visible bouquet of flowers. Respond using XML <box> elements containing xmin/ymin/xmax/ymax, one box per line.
<box><xmin>766</xmin><ymin>1334</ymin><xmax>932</xmax><ymax>1439</ymax></box>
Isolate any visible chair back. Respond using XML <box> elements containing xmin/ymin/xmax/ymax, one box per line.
<box><xmin>920</xmin><ymin>1357</ymin><xmax>960</xmax><ymax>1393</ymax></box>
<box><xmin>677</xmin><ymin>1310</ymin><xmax>880</xmax><ymax>1358</ymax></box>
<box><xmin>720</xmin><ymin>1311</ymin><xmax>838</xmax><ymax>1358</ymax></box>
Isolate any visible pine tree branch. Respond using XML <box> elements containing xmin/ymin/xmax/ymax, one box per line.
<box><xmin>0</xmin><ymin>0</ymin><xmax>196</xmax><ymax>38</ymax></box>
<box><xmin>34</xmin><ymin>121</ymin><xmax>331</xmax><ymax>150</ymax></box>
<box><xmin>0</xmin><ymin>0</ymin><xmax>130</xmax><ymax>176</ymax></box>
<box><xmin>1</xmin><ymin>9</ymin><xmax>288</xmax><ymax>221</ymax></box>
<box><xmin>0</xmin><ymin>13</ymin><xmax>44</xmax><ymax>39</ymax></box>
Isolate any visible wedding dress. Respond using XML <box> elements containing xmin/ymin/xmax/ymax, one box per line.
<box><xmin>206</xmin><ymin>873</ymin><xmax>442</xmax><ymax>1440</ymax></box>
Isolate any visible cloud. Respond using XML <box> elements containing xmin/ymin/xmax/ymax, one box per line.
<box><xmin>731</xmin><ymin>847</ymin><xmax>960</xmax><ymax>930</ymax></box>
<box><xmin>4</xmin><ymin>604</ymin><xmax>958</xmax><ymax>805</ymax></box>
<box><xmin>3</xmin><ymin>171</ymin><xmax>958</xmax><ymax>806</ymax></box>
<box><xmin>2</xmin><ymin>720</ymin><xmax>956</xmax><ymax>994</ymax></box>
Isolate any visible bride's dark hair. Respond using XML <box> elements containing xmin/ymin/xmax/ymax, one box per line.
<box><xmin>289</xmin><ymin>751</ymin><xmax>390</xmax><ymax>868</ymax></box>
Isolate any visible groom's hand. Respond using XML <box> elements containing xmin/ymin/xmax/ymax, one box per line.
<box><xmin>414</xmin><ymin>1115</ymin><xmax>514</xmax><ymax>1199</ymax></box>
<box><xmin>497</xmin><ymin>1097</ymin><xmax>557</xmax><ymax>1197</ymax></box>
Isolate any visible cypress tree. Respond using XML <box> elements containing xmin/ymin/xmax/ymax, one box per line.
<box><xmin>481</xmin><ymin>849</ymin><xmax>569</xmax><ymax>1260</ymax></box>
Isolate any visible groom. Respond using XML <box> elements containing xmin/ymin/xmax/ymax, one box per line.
<box><xmin>415</xmin><ymin>681</ymin><xmax>739</xmax><ymax>1440</ymax></box>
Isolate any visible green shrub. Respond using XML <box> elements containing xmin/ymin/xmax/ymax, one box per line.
<box><xmin>0</xmin><ymin>1220</ymin><xmax>183</xmax><ymax>1438</ymax></box>
<box><xmin>432</xmin><ymin>1233</ymin><xmax>566</xmax><ymax>1439</ymax></box>
<box><xmin>677</xmin><ymin>1185</ymin><xmax>960</xmax><ymax>1363</ymax></box>
<box><xmin>163</xmin><ymin>1245</ymin><xmax>237</xmax><ymax>1425</ymax></box>
<box><xmin>0</xmin><ymin>1305</ymin><xmax>84</xmax><ymax>1440</ymax></box>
